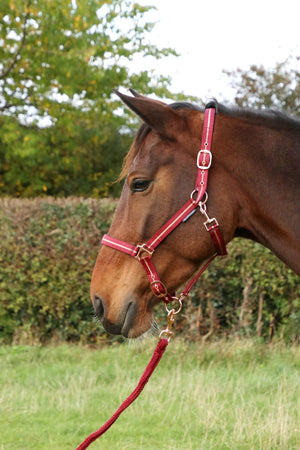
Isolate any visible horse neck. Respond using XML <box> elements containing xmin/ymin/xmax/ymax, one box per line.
<box><xmin>214</xmin><ymin>115</ymin><xmax>300</xmax><ymax>273</ymax></box>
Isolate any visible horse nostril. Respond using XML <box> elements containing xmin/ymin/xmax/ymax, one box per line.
<box><xmin>93</xmin><ymin>295</ymin><xmax>105</xmax><ymax>320</ymax></box>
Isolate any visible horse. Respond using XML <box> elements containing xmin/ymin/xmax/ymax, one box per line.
<box><xmin>91</xmin><ymin>90</ymin><xmax>300</xmax><ymax>339</ymax></box>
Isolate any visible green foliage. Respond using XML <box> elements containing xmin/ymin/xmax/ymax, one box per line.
<box><xmin>180</xmin><ymin>240</ymin><xmax>300</xmax><ymax>343</ymax></box>
<box><xmin>0</xmin><ymin>198</ymin><xmax>299</xmax><ymax>344</ymax></box>
<box><xmin>0</xmin><ymin>0</ymin><xmax>179</xmax><ymax>197</ymax></box>
<box><xmin>0</xmin><ymin>113</ymin><xmax>133</xmax><ymax>197</ymax></box>
<box><xmin>224</xmin><ymin>57</ymin><xmax>300</xmax><ymax>115</ymax></box>
<box><xmin>0</xmin><ymin>197</ymin><xmax>117</xmax><ymax>344</ymax></box>
<box><xmin>0</xmin><ymin>0</ymin><xmax>177</xmax><ymax>118</ymax></box>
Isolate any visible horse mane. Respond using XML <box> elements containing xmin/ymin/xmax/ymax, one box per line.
<box><xmin>119</xmin><ymin>100</ymin><xmax>300</xmax><ymax>179</ymax></box>
<box><xmin>216</xmin><ymin>101</ymin><xmax>300</xmax><ymax>131</ymax></box>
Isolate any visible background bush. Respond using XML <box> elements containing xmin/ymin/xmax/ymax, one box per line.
<box><xmin>0</xmin><ymin>197</ymin><xmax>117</xmax><ymax>344</ymax></box>
<box><xmin>0</xmin><ymin>198</ymin><xmax>299</xmax><ymax>344</ymax></box>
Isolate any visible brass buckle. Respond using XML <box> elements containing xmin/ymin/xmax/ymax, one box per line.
<box><xmin>199</xmin><ymin>199</ymin><xmax>219</xmax><ymax>231</ymax></box>
<box><xmin>150</xmin><ymin>280</ymin><xmax>168</xmax><ymax>298</ymax></box>
<box><xmin>204</xmin><ymin>217</ymin><xmax>219</xmax><ymax>231</ymax></box>
<box><xmin>136</xmin><ymin>243</ymin><xmax>154</xmax><ymax>261</ymax></box>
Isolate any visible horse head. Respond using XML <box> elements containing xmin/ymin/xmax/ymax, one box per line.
<box><xmin>90</xmin><ymin>91</ymin><xmax>235</xmax><ymax>338</ymax></box>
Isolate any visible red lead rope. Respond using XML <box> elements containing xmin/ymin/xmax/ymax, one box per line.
<box><xmin>75</xmin><ymin>339</ymin><xmax>169</xmax><ymax>450</ymax></box>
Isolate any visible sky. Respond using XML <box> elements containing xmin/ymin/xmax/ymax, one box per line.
<box><xmin>133</xmin><ymin>0</ymin><xmax>299</xmax><ymax>103</ymax></box>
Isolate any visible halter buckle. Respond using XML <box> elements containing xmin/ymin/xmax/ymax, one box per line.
<box><xmin>197</xmin><ymin>149</ymin><xmax>212</xmax><ymax>169</ymax></box>
<box><xmin>150</xmin><ymin>280</ymin><xmax>168</xmax><ymax>298</ymax></box>
<box><xmin>136</xmin><ymin>243</ymin><xmax>154</xmax><ymax>261</ymax></box>
<box><xmin>204</xmin><ymin>217</ymin><xmax>219</xmax><ymax>231</ymax></box>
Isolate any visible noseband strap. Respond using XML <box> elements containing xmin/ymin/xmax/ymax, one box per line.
<box><xmin>102</xmin><ymin>105</ymin><xmax>227</xmax><ymax>303</ymax></box>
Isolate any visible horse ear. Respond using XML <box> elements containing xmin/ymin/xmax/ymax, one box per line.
<box><xmin>113</xmin><ymin>89</ymin><xmax>185</xmax><ymax>139</ymax></box>
<box><xmin>128</xmin><ymin>89</ymin><xmax>143</xmax><ymax>98</ymax></box>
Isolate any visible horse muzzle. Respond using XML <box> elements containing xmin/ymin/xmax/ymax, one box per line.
<box><xmin>93</xmin><ymin>295</ymin><xmax>146</xmax><ymax>338</ymax></box>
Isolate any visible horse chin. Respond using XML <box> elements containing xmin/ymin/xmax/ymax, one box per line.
<box><xmin>121</xmin><ymin>294</ymin><xmax>163</xmax><ymax>338</ymax></box>
<box><xmin>126</xmin><ymin>324</ymin><xmax>152</xmax><ymax>339</ymax></box>
<box><xmin>123</xmin><ymin>306</ymin><xmax>154</xmax><ymax>338</ymax></box>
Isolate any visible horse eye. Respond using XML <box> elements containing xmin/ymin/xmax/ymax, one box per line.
<box><xmin>130</xmin><ymin>179</ymin><xmax>151</xmax><ymax>193</ymax></box>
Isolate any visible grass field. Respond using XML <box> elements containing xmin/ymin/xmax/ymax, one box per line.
<box><xmin>0</xmin><ymin>339</ymin><xmax>299</xmax><ymax>449</ymax></box>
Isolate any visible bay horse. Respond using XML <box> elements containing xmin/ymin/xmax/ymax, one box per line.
<box><xmin>91</xmin><ymin>90</ymin><xmax>300</xmax><ymax>338</ymax></box>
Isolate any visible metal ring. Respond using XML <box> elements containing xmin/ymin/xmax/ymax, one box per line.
<box><xmin>201</xmin><ymin>191</ymin><xmax>208</xmax><ymax>205</ymax></box>
<box><xmin>190</xmin><ymin>189</ymin><xmax>208</xmax><ymax>206</ymax></box>
<box><xmin>190</xmin><ymin>189</ymin><xmax>198</xmax><ymax>204</ymax></box>
<box><xmin>164</xmin><ymin>297</ymin><xmax>183</xmax><ymax>315</ymax></box>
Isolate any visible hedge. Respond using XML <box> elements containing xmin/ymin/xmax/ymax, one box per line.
<box><xmin>0</xmin><ymin>198</ymin><xmax>117</xmax><ymax>344</ymax></box>
<box><xmin>0</xmin><ymin>198</ymin><xmax>299</xmax><ymax>344</ymax></box>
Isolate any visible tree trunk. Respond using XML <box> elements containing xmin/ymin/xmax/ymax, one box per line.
<box><xmin>256</xmin><ymin>290</ymin><xmax>264</xmax><ymax>337</ymax></box>
<box><xmin>239</xmin><ymin>277</ymin><xmax>253</xmax><ymax>335</ymax></box>
<box><xmin>202</xmin><ymin>299</ymin><xmax>218</xmax><ymax>341</ymax></box>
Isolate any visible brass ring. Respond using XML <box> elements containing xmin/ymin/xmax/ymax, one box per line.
<box><xmin>165</xmin><ymin>296</ymin><xmax>183</xmax><ymax>315</ymax></box>
<box><xmin>190</xmin><ymin>189</ymin><xmax>208</xmax><ymax>205</ymax></box>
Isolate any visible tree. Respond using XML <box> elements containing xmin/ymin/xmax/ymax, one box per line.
<box><xmin>224</xmin><ymin>57</ymin><xmax>300</xmax><ymax>116</ymax></box>
<box><xmin>0</xmin><ymin>0</ymin><xmax>178</xmax><ymax>196</ymax></box>
<box><xmin>0</xmin><ymin>0</ymin><xmax>177</xmax><ymax>122</ymax></box>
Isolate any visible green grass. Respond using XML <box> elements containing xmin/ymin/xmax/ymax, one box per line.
<box><xmin>0</xmin><ymin>339</ymin><xmax>299</xmax><ymax>449</ymax></box>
